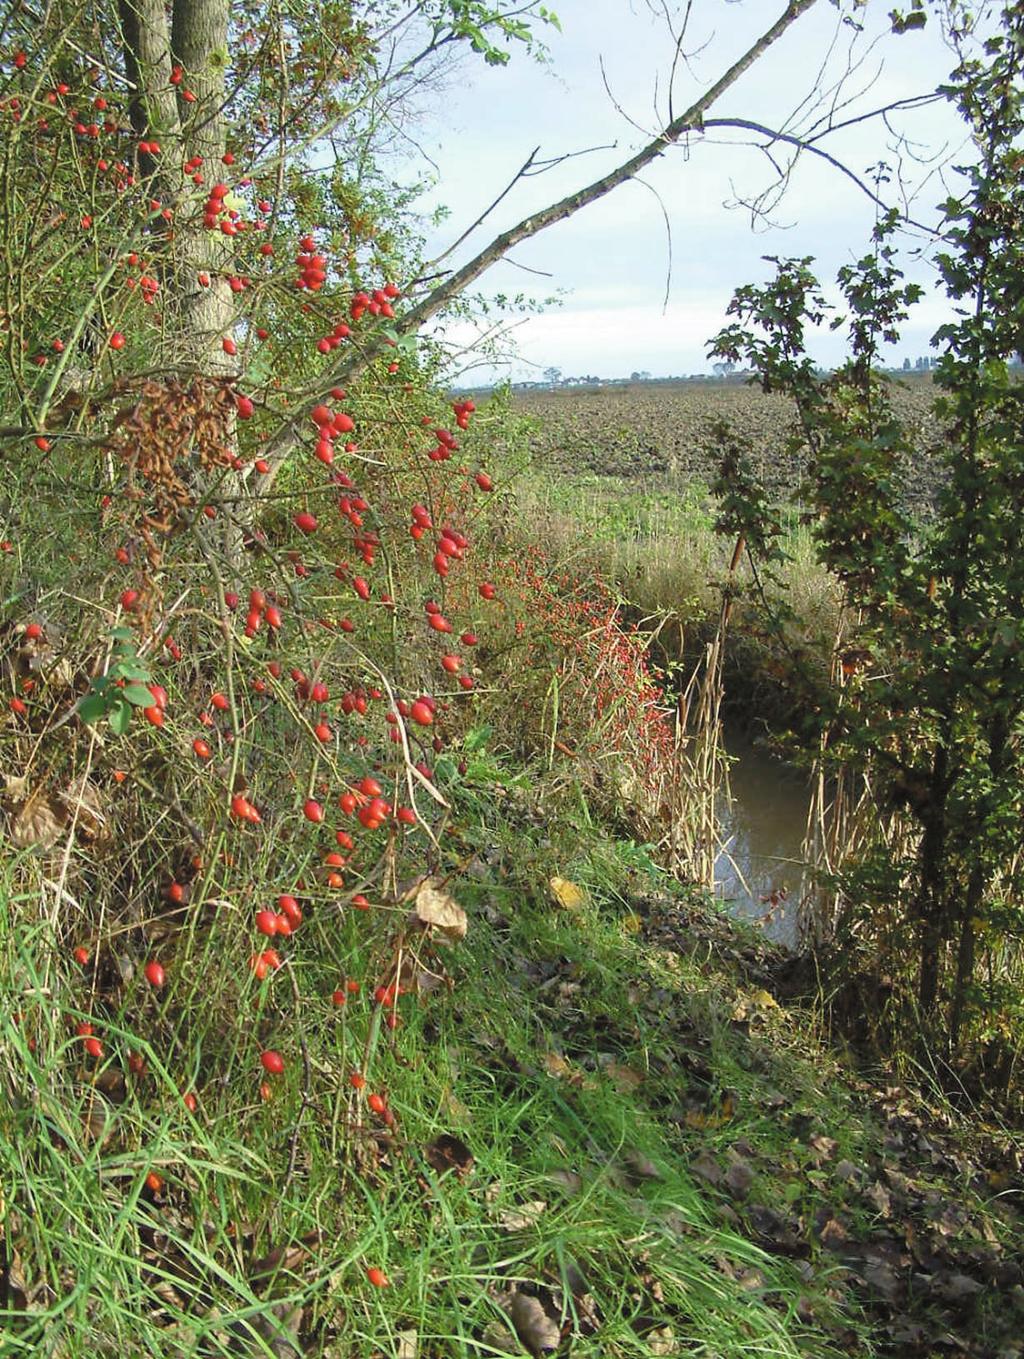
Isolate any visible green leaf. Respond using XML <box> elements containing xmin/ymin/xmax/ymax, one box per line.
<box><xmin>122</xmin><ymin>684</ymin><xmax>155</xmax><ymax>707</ymax></box>
<box><xmin>77</xmin><ymin>694</ymin><xmax>107</xmax><ymax>724</ymax></box>
<box><xmin>109</xmin><ymin>627</ymin><xmax>135</xmax><ymax>642</ymax></box>
<box><xmin>108</xmin><ymin>700</ymin><xmax>131</xmax><ymax>736</ymax></box>
<box><xmin>463</xmin><ymin>725</ymin><xmax>492</xmax><ymax>753</ymax></box>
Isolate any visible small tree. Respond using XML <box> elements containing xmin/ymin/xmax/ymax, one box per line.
<box><xmin>708</xmin><ymin>8</ymin><xmax>1024</xmax><ymax>1078</ymax></box>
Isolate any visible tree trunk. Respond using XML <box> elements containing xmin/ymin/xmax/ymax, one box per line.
<box><xmin>118</xmin><ymin>0</ymin><xmax>181</xmax><ymax>175</ymax></box>
<box><xmin>169</xmin><ymin>0</ymin><xmax>236</xmax><ymax>375</ymax></box>
<box><xmin>120</xmin><ymin>0</ymin><xmax>244</xmax><ymax>561</ymax></box>
<box><xmin>118</xmin><ymin>0</ymin><xmax>235</xmax><ymax>374</ymax></box>
<box><xmin>916</xmin><ymin>748</ymin><xmax>949</xmax><ymax>1025</ymax></box>
<box><xmin>948</xmin><ymin>863</ymin><xmax>981</xmax><ymax>1051</ymax></box>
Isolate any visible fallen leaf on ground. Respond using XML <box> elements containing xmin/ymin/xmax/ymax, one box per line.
<box><xmin>863</xmin><ymin>1180</ymin><xmax>892</xmax><ymax>1217</ymax></box>
<box><xmin>623</xmin><ymin>1149</ymin><xmax>662</xmax><ymax>1182</ymax></box>
<box><xmin>542</xmin><ymin>1052</ymin><xmax>573</xmax><ymax>1080</ymax></box>
<box><xmin>546</xmin><ymin>1168</ymin><xmax>583</xmax><ymax>1196</ymax></box>
<box><xmin>411</xmin><ymin>879</ymin><xmax>467</xmax><ymax>940</ymax></box>
<box><xmin>645</xmin><ymin>1325</ymin><xmax>678</xmax><ymax>1356</ymax></box>
<box><xmin>731</xmin><ymin>988</ymin><xmax>780</xmax><ymax>1022</ymax></box>
<box><xmin>819</xmin><ymin>1216</ymin><xmax>849</xmax><ymax>1250</ymax></box>
<box><xmin>249</xmin><ymin>1233</ymin><xmax>320</xmax><ymax>1287</ymax></box>
<box><xmin>934</xmin><ymin>1272</ymin><xmax>985</xmax><ymax>1302</ymax></box>
<box><xmin>499</xmin><ymin>1201</ymin><xmax>547</xmax><ymax>1231</ymax></box>
<box><xmin>691</xmin><ymin>1151</ymin><xmax>722</xmax><ymax>1186</ymax></box>
<box><xmin>724</xmin><ymin>1157</ymin><xmax>754</xmax><ymax>1199</ymax></box>
<box><xmin>5</xmin><ymin>781</ymin><xmax>65</xmax><ymax>849</ymax></box>
<box><xmin>396</xmin><ymin>1329</ymin><xmax>418</xmax><ymax>1359</ymax></box>
<box><xmin>738</xmin><ymin>1267</ymin><xmax>767</xmax><ymax>1291</ymax></box>
<box><xmin>508</xmin><ymin>1292</ymin><xmax>561</xmax><ymax>1355</ymax></box>
<box><xmin>683</xmin><ymin>1091</ymin><xmax>736</xmax><ymax>1130</ymax></box>
<box><xmin>423</xmin><ymin>1133</ymin><xmax>474</xmax><ymax>1179</ymax></box>
<box><xmin>549</xmin><ymin>876</ymin><xmax>585</xmax><ymax>911</ymax></box>
<box><xmin>603</xmin><ymin>1060</ymin><xmax>644</xmax><ymax>1091</ymax></box>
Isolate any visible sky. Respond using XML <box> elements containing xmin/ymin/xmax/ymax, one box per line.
<box><xmin>393</xmin><ymin>0</ymin><xmax>973</xmax><ymax>382</ymax></box>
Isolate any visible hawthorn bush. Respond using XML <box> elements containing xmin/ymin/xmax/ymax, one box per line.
<box><xmin>0</xmin><ymin>16</ymin><xmax>692</xmax><ymax>1347</ymax></box>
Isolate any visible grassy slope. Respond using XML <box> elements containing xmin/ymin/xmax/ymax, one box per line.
<box><xmin>3</xmin><ymin>744</ymin><xmax>1021</xmax><ymax>1358</ymax></box>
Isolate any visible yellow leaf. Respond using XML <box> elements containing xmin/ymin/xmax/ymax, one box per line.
<box><xmin>621</xmin><ymin>913</ymin><xmax>642</xmax><ymax>934</ymax></box>
<box><xmin>732</xmin><ymin>989</ymin><xmax>780</xmax><ymax>1022</ymax></box>
<box><xmin>749</xmin><ymin>989</ymin><xmax>779</xmax><ymax>1009</ymax></box>
<box><xmin>683</xmin><ymin>1092</ymin><xmax>736</xmax><ymax>1130</ymax></box>
<box><xmin>543</xmin><ymin>1052</ymin><xmax>572</xmax><ymax>1079</ymax></box>
<box><xmin>549</xmin><ymin>876</ymin><xmax>585</xmax><ymax>911</ymax></box>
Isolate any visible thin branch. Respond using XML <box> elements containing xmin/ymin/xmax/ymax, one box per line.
<box><xmin>701</xmin><ymin>116</ymin><xmax>941</xmax><ymax>235</ymax></box>
<box><xmin>258</xmin><ymin>0</ymin><xmax>822</xmax><ymax>478</ymax></box>
<box><xmin>633</xmin><ymin>175</ymin><xmax>674</xmax><ymax>313</ymax></box>
<box><xmin>806</xmin><ymin>91</ymin><xmax>946</xmax><ymax>143</ymax></box>
<box><xmin>599</xmin><ymin>53</ymin><xmax>656</xmax><ymax>141</ymax></box>
<box><xmin>501</xmin><ymin>256</ymin><xmax>554</xmax><ymax>277</ymax></box>
<box><xmin>423</xmin><ymin>148</ymin><xmax>542</xmax><ymax>274</ymax></box>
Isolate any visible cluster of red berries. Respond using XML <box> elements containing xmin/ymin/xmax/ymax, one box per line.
<box><xmin>309</xmin><ymin>397</ymin><xmax>357</xmax><ymax>468</ymax></box>
<box><xmin>349</xmin><ymin>282</ymin><xmax>399</xmax><ymax>320</ymax></box>
<box><xmin>203</xmin><ymin>180</ymin><xmax>245</xmax><ymax>235</ymax></box>
<box><xmin>425</xmin><ymin>425</ymin><xmax>459</xmax><ymax>463</ymax></box>
<box><xmin>431</xmin><ymin>524</ymin><xmax>469</xmax><ymax>581</ymax></box>
<box><xmin>242</xmin><ymin>587</ymin><xmax>284</xmax><ymax>638</ymax></box>
<box><xmin>295</xmin><ymin>236</ymin><xmax>327</xmax><ymax>290</ymax></box>
<box><xmin>142</xmin><ymin>682</ymin><xmax>168</xmax><ymax>729</ymax></box>
<box><xmin>452</xmin><ymin>397</ymin><xmax>475</xmax><ymax>431</ymax></box>
<box><xmin>315</xmin><ymin>321</ymin><xmax>351</xmax><ymax>353</ymax></box>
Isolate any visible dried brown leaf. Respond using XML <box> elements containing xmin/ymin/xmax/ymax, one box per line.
<box><xmin>542</xmin><ymin>1052</ymin><xmax>573</xmax><ymax>1080</ymax></box>
<box><xmin>412</xmin><ymin>879</ymin><xmax>467</xmax><ymax>940</ymax></box>
<box><xmin>690</xmin><ymin>1151</ymin><xmax>722</xmax><ymax>1186</ymax></box>
<box><xmin>499</xmin><ymin>1201</ymin><xmax>547</xmax><ymax>1232</ymax></box>
<box><xmin>61</xmin><ymin>775</ymin><xmax>110</xmax><ymax>847</ymax></box>
<box><xmin>508</xmin><ymin>1292</ymin><xmax>561</xmax><ymax>1355</ymax></box>
<box><xmin>423</xmin><ymin>1133</ymin><xmax>474</xmax><ymax>1179</ymax></box>
<box><xmin>8</xmin><ymin>787</ymin><xmax>66</xmax><ymax>849</ymax></box>
<box><xmin>622</xmin><ymin>1149</ymin><xmax>661</xmax><ymax>1183</ymax></box>
<box><xmin>603</xmin><ymin>1060</ymin><xmax>643</xmax><ymax>1092</ymax></box>
<box><xmin>546</xmin><ymin>1168</ymin><xmax>583</xmax><ymax>1196</ymax></box>
<box><xmin>864</xmin><ymin>1180</ymin><xmax>892</xmax><ymax>1218</ymax></box>
<box><xmin>724</xmin><ymin>1157</ymin><xmax>754</xmax><ymax>1199</ymax></box>
<box><xmin>250</xmin><ymin>1232</ymin><xmax>320</xmax><ymax>1288</ymax></box>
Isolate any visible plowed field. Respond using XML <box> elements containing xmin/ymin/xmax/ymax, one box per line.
<box><xmin>515</xmin><ymin>378</ymin><xmax>945</xmax><ymax>515</ymax></box>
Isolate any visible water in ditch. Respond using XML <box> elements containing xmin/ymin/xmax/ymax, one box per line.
<box><xmin>714</xmin><ymin>731</ymin><xmax>813</xmax><ymax>949</ymax></box>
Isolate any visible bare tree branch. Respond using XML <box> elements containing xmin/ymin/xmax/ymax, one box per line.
<box><xmin>257</xmin><ymin>0</ymin><xmax>821</xmax><ymax>479</ymax></box>
<box><xmin>700</xmin><ymin>115</ymin><xmax>941</xmax><ymax>234</ymax></box>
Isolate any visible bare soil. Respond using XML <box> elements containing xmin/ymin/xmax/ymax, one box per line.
<box><xmin>515</xmin><ymin>378</ymin><xmax>946</xmax><ymax>515</ymax></box>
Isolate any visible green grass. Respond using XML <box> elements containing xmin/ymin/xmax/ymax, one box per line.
<box><xmin>3</xmin><ymin>740</ymin><xmax>1022</xmax><ymax>1357</ymax></box>
<box><xmin>0</xmin><ymin>743</ymin><xmax>865</xmax><ymax>1358</ymax></box>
